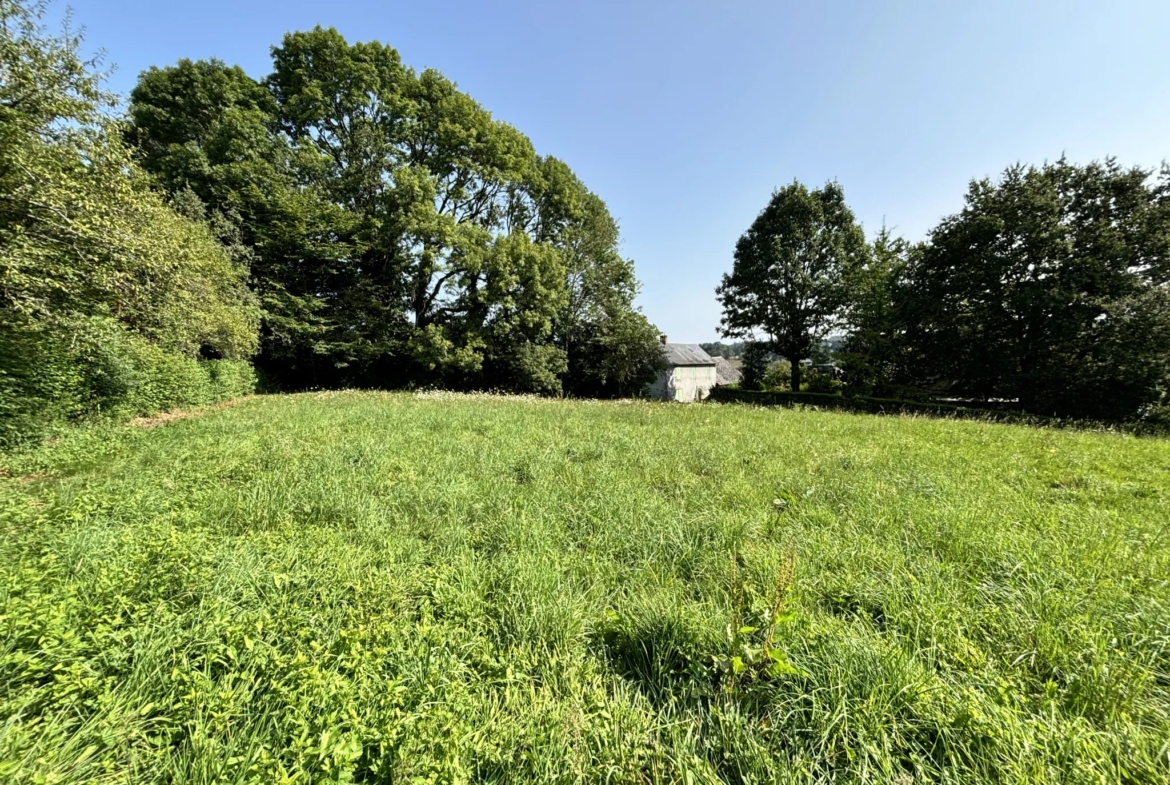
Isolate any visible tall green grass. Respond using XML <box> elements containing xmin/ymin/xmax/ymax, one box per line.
<box><xmin>1</xmin><ymin>391</ymin><xmax>1167</xmax><ymax>783</ymax></box>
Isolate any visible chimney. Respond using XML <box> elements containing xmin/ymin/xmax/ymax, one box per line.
<box><xmin>660</xmin><ymin>334</ymin><xmax>668</xmax><ymax>344</ymax></box>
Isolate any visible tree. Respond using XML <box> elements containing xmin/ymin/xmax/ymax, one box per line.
<box><xmin>0</xmin><ymin>0</ymin><xmax>257</xmax><ymax>357</ymax></box>
<box><xmin>904</xmin><ymin>159</ymin><xmax>1170</xmax><ymax>418</ymax></box>
<box><xmin>700</xmin><ymin>341</ymin><xmax>746</xmax><ymax>359</ymax></box>
<box><xmin>717</xmin><ymin>181</ymin><xmax>867</xmax><ymax>390</ymax></box>
<box><xmin>128</xmin><ymin>26</ymin><xmax>659</xmax><ymax>396</ymax></box>
<box><xmin>739</xmin><ymin>342</ymin><xmax>770</xmax><ymax>391</ymax></box>
<box><xmin>837</xmin><ymin>227</ymin><xmax>914</xmax><ymax>395</ymax></box>
<box><xmin>128</xmin><ymin>57</ymin><xmax>343</xmax><ymax>385</ymax></box>
<box><xmin>549</xmin><ymin>177</ymin><xmax>662</xmax><ymax>397</ymax></box>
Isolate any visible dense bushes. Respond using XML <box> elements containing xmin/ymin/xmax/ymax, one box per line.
<box><xmin>0</xmin><ymin>319</ymin><xmax>255</xmax><ymax>446</ymax></box>
<box><xmin>709</xmin><ymin>386</ymin><xmax>1170</xmax><ymax>433</ymax></box>
<box><xmin>0</xmin><ymin>1</ymin><xmax>259</xmax><ymax>446</ymax></box>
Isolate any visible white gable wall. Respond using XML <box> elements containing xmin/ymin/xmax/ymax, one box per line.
<box><xmin>649</xmin><ymin>364</ymin><xmax>718</xmax><ymax>401</ymax></box>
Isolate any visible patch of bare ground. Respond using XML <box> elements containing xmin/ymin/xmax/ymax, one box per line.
<box><xmin>129</xmin><ymin>397</ymin><xmax>248</xmax><ymax>429</ymax></box>
<box><xmin>0</xmin><ymin>468</ymin><xmax>52</xmax><ymax>483</ymax></box>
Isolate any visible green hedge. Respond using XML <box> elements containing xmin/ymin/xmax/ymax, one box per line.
<box><xmin>707</xmin><ymin>387</ymin><xmax>1033</xmax><ymax>422</ymax></box>
<box><xmin>1</xmin><ymin>320</ymin><xmax>255</xmax><ymax>448</ymax></box>
<box><xmin>708</xmin><ymin>387</ymin><xmax>1170</xmax><ymax>437</ymax></box>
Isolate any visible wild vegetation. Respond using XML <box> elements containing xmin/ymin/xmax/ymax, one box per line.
<box><xmin>2</xmin><ymin>391</ymin><xmax>1168</xmax><ymax>783</ymax></box>
<box><xmin>0</xmin><ymin>0</ymin><xmax>259</xmax><ymax>446</ymax></box>
<box><xmin>0</xmin><ymin>0</ymin><xmax>662</xmax><ymax>446</ymax></box>
<box><xmin>723</xmin><ymin>167</ymin><xmax>1170</xmax><ymax>421</ymax></box>
<box><xmin>2</xmin><ymin>4</ymin><xmax>1168</xmax><ymax>780</ymax></box>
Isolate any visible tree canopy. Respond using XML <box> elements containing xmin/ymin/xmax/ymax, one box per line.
<box><xmin>1</xmin><ymin>0</ymin><xmax>259</xmax><ymax>443</ymax></box>
<box><xmin>901</xmin><ymin>159</ymin><xmax>1170</xmax><ymax>418</ymax></box>
<box><xmin>722</xmin><ymin>164</ymin><xmax>1170</xmax><ymax>421</ymax></box>
<box><xmin>717</xmin><ymin>181</ymin><xmax>867</xmax><ymax>390</ymax></box>
<box><xmin>127</xmin><ymin>27</ymin><xmax>660</xmax><ymax>395</ymax></box>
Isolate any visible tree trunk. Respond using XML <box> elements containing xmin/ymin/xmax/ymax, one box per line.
<box><xmin>791</xmin><ymin>359</ymin><xmax>802</xmax><ymax>391</ymax></box>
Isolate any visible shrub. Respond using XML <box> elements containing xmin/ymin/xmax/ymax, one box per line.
<box><xmin>708</xmin><ymin>387</ymin><xmax>1016</xmax><ymax>421</ymax></box>
<box><xmin>206</xmin><ymin>359</ymin><xmax>258</xmax><ymax>402</ymax></box>
<box><xmin>0</xmin><ymin>0</ymin><xmax>259</xmax><ymax>447</ymax></box>
<box><xmin>761</xmin><ymin>360</ymin><xmax>792</xmax><ymax>391</ymax></box>
<box><xmin>0</xmin><ymin>325</ymin><xmax>87</xmax><ymax>446</ymax></box>
<box><xmin>0</xmin><ymin>319</ymin><xmax>256</xmax><ymax>448</ymax></box>
<box><xmin>803</xmin><ymin>369</ymin><xmax>842</xmax><ymax>394</ymax></box>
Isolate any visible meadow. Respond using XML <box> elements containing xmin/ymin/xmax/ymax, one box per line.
<box><xmin>1</xmin><ymin>391</ymin><xmax>1168</xmax><ymax>784</ymax></box>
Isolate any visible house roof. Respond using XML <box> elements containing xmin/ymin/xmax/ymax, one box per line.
<box><xmin>661</xmin><ymin>343</ymin><xmax>716</xmax><ymax>367</ymax></box>
<box><xmin>713</xmin><ymin>357</ymin><xmax>742</xmax><ymax>384</ymax></box>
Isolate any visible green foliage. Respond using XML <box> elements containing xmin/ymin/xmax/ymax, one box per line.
<box><xmin>0</xmin><ymin>323</ymin><xmax>87</xmax><ymax>444</ymax></box>
<box><xmin>903</xmin><ymin>158</ymin><xmax>1170</xmax><ymax>419</ymax></box>
<box><xmin>802</xmin><ymin>368</ymin><xmax>843</xmax><ymax>394</ymax></box>
<box><xmin>128</xmin><ymin>28</ymin><xmax>660</xmax><ymax>396</ymax></box>
<box><xmin>718</xmin><ymin>181</ymin><xmax>867</xmax><ymax>391</ymax></box>
<box><xmin>737</xmin><ymin>341</ymin><xmax>770</xmax><ymax>391</ymax></box>
<box><xmin>2</xmin><ymin>391</ymin><xmax>1169</xmax><ymax>782</ymax></box>
<box><xmin>708</xmin><ymin>387</ymin><xmax>1113</xmax><ymax>430</ymax></box>
<box><xmin>0</xmin><ymin>317</ymin><xmax>255</xmax><ymax>446</ymax></box>
<box><xmin>0</xmin><ymin>0</ymin><xmax>260</xmax><ymax>443</ymax></box>
<box><xmin>837</xmin><ymin>228</ymin><xmax>915</xmax><ymax>395</ymax></box>
<box><xmin>761</xmin><ymin>359</ymin><xmax>792</xmax><ymax>390</ymax></box>
<box><xmin>699</xmin><ymin>341</ymin><xmax>746</xmax><ymax>359</ymax></box>
<box><xmin>554</xmin><ymin>188</ymin><xmax>663</xmax><ymax>397</ymax></box>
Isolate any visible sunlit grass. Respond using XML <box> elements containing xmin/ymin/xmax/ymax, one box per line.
<box><xmin>1</xmin><ymin>391</ymin><xmax>1168</xmax><ymax>783</ymax></box>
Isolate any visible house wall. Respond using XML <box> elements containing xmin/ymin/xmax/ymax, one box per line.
<box><xmin>650</xmin><ymin>365</ymin><xmax>718</xmax><ymax>401</ymax></box>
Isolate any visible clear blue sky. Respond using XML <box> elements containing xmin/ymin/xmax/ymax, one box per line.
<box><xmin>62</xmin><ymin>0</ymin><xmax>1170</xmax><ymax>342</ymax></box>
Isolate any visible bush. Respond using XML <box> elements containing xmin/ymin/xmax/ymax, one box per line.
<box><xmin>206</xmin><ymin>359</ymin><xmax>258</xmax><ymax>402</ymax></box>
<box><xmin>0</xmin><ymin>319</ymin><xmax>256</xmax><ymax>448</ymax></box>
<box><xmin>803</xmin><ymin>369</ymin><xmax>842</xmax><ymax>394</ymax></box>
<box><xmin>0</xmin><ymin>325</ymin><xmax>87</xmax><ymax>446</ymax></box>
<box><xmin>761</xmin><ymin>360</ymin><xmax>792</xmax><ymax>391</ymax></box>
<box><xmin>707</xmin><ymin>387</ymin><xmax>1023</xmax><ymax>421</ymax></box>
<box><xmin>0</xmin><ymin>0</ymin><xmax>259</xmax><ymax>448</ymax></box>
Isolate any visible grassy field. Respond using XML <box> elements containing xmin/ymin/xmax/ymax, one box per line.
<box><xmin>1</xmin><ymin>391</ymin><xmax>1168</xmax><ymax>784</ymax></box>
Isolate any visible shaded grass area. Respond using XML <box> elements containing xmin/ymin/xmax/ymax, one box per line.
<box><xmin>1</xmin><ymin>390</ymin><xmax>1168</xmax><ymax>783</ymax></box>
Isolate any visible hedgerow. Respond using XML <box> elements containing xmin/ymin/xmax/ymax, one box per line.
<box><xmin>0</xmin><ymin>0</ymin><xmax>259</xmax><ymax>445</ymax></box>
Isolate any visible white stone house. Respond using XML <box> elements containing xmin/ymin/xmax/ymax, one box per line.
<box><xmin>648</xmin><ymin>338</ymin><xmax>718</xmax><ymax>401</ymax></box>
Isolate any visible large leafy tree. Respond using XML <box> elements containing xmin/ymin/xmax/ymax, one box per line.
<box><xmin>905</xmin><ymin>159</ymin><xmax>1170</xmax><ymax>418</ymax></box>
<box><xmin>128</xmin><ymin>26</ymin><xmax>660</xmax><ymax>395</ymax></box>
<box><xmin>717</xmin><ymin>181</ymin><xmax>867</xmax><ymax>390</ymax></box>
<box><xmin>837</xmin><ymin>227</ymin><xmax>915</xmax><ymax>396</ymax></box>
<box><xmin>129</xmin><ymin>56</ymin><xmax>359</xmax><ymax>386</ymax></box>
<box><xmin>548</xmin><ymin>176</ymin><xmax>662</xmax><ymax>397</ymax></box>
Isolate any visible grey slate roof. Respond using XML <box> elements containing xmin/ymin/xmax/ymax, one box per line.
<box><xmin>713</xmin><ymin>357</ymin><xmax>742</xmax><ymax>384</ymax></box>
<box><xmin>661</xmin><ymin>343</ymin><xmax>716</xmax><ymax>367</ymax></box>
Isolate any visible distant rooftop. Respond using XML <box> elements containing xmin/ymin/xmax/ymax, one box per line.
<box><xmin>713</xmin><ymin>357</ymin><xmax>742</xmax><ymax>384</ymax></box>
<box><xmin>660</xmin><ymin>343</ymin><xmax>715</xmax><ymax>366</ymax></box>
